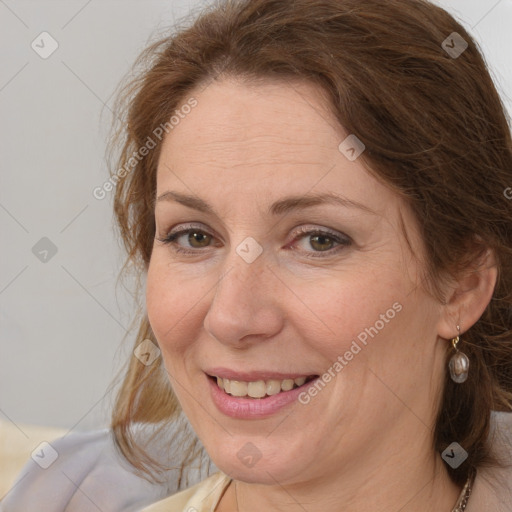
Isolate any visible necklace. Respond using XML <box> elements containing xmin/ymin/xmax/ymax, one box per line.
<box><xmin>231</xmin><ymin>470</ymin><xmax>475</xmax><ymax>512</ymax></box>
<box><xmin>451</xmin><ymin>470</ymin><xmax>475</xmax><ymax>512</ymax></box>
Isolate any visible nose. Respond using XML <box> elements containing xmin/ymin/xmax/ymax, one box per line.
<box><xmin>203</xmin><ymin>247</ymin><xmax>285</xmax><ymax>348</ymax></box>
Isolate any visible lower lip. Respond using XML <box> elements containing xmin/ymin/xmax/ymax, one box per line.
<box><xmin>207</xmin><ymin>375</ymin><xmax>318</xmax><ymax>419</ymax></box>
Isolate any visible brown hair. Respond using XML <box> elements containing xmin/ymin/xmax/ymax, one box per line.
<box><xmin>108</xmin><ymin>0</ymin><xmax>512</xmax><ymax>488</ymax></box>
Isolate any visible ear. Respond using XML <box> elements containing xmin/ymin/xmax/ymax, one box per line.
<box><xmin>436</xmin><ymin>246</ymin><xmax>498</xmax><ymax>339</ymax></box>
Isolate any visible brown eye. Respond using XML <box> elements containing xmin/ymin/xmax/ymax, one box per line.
<box><xmin>155</xmin><ymin>225</ymin><xmax>216</xmax><ymax>254</ymax></box>
<box><xmin>187</xmin><ymin>231</ymin><xmax>212</xmax><ymax>248</ymax></box>
<box><xmin>309</xmin><ymin>234</ymin><xmax>336</xmax><ymax>252</ymax></box>
<box><xmin>291</xmin><ymin>227</ymin><xmax>352</xmax><ymax>258</ymax></box>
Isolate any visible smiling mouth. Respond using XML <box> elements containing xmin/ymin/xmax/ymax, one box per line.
<box><xmin>208</xmin><ymin>374</ymin><xmax>318</xmax><ymax>399</ymax></box>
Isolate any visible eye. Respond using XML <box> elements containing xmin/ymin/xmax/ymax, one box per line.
<box><xmin>155</xmin><ymin>224</ymin><xmax>216</xmax><ymax>254</ymax></box>
<box><xmin>154</xmin><ymin>223</ymin><xmax>352</xmax><ymax>257</ymax></box>
<box><xmin>289</xmin><ymin>225</ymin><xmax>352</xmax><ymax>258</ymax></box>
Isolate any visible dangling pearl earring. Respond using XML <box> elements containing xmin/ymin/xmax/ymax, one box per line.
<box><xmin>449</xmin><ymin>325</ymin><xmax>470</xmax><ymax>383</ymax></box>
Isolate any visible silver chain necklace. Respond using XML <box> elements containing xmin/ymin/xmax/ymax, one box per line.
<box><xmin>451</xmin><ymin>471</ymin><xmax>475</xmax><ymax>512</ymax></box>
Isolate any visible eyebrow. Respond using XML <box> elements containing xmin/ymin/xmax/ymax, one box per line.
<box><xmin>156</xmin><ymin>190</ymin><xmax>377</xmax><ymax>216</ymax></box>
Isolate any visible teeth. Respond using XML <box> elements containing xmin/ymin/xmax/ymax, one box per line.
<box><xmin>230</xmin><ymin>380</ymin><xmax>248</xmax><ymax>397</ymax></box>
<box><xmin>294</xmin><ymin>377</ymin><xmax>306</xmax><ymax>386</ymax></box>
<box><xmin>215</xmin><ymin>376</ymin><xmax>312</xmax><ymax>398</ymax></box>
<box><xmin>266</xmin><ymin>380</ymin><xmax>282</xmax><ymax>396</ymax></box>
<box><xmin>281</xmin><ymin>379</ymin><xmax>294</xmax><ymax>391</ymax></box>
<box><xmin>247</xmin><ymin>381</ymin><xmax>267</xmax><ymax>398</ymax></box>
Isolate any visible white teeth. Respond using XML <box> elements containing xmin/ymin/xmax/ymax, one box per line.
<box><xmin>281</xmin><ymin>379</ymin><xmax>294</xmax><ymax>391</ymax></box>
<box><xmin>215</xmin><ymin>376</ymin><xmax>311</xmax><ymax>398</ymax></box>
<box><xmin>247</xmin><ymin>380</ymin><xmax>267</xmax><ymax>398</ymax></box>
<box><xmin>294</xmin><ymin>377</ymin><xmax>306</xmax><ymax>386</ymax></box>
<box><xmin>230</xmin><ymin>380</ymin><xmax>247</xmax><ymax>397</ymax></box>
<box><xmin>266</xmin><ymin>380</ymin><xmax>282</xmax><ymax>396</ymax></box>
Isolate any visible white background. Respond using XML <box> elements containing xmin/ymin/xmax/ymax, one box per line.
<box><xmin>1</xmin><ymin>0</ymin><xmax>511</xmax><ymax>432</ymax></box>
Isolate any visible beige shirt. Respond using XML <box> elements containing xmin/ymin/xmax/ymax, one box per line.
<box><xmin>141</xmin><ymin>472</ymin><xmax>230</xmax><ymax>512</ymax></box>
<box><xmin>142</xmin><ymin>412</ymin><xmax>512</xmax><ymax>512</ymax></box>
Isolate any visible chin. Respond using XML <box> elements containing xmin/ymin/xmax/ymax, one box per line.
<box><xmin>206</xmin><ymin>438</ymin><xmax>306</xmax><ymax>485</ymax></box>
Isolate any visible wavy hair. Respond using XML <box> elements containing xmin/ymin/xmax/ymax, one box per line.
<box><xmin>107</xmin><ymin>0</ymin><xmax>512</xmax><ymax>487</ymax></box>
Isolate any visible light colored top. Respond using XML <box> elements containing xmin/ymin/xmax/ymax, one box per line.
<box><xmin>0</xmin><ymin>420</ymin><xmax>67</xmax><ymax>499</ymax></box>
<box><xmin>0</xmin><ymin>414</ymin><xmax>215</xmax><ymax>512</ymax></box>
<box><xmin>141</xmin><ymin>472</ymin><xmax>231</xmax><ymax>512</ymax></box>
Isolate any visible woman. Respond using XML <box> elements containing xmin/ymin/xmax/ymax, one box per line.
<box><xmin>110</xmin><ymin>0</ymin><xmax>512</xmax><ymax>510</ymax></box>
<box><xmin>4</xmin><ymin>0</ymin><xmax>511</xmax><ymax>511</ymax></box>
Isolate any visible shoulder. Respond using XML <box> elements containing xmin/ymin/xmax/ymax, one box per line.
<box><xmin>0</xmin><ymin>420</ymin><xmax>210</xmax><ymax>512</ymax></box>
<box><xmin>140</xmin><ymin>472</ymin><xmax>231</xmax><ymax>512</ymax></box>
<box><xmin>0</xmin><ymin>419</ymin><xmax>68</xmax><ymax>499</ymax></box>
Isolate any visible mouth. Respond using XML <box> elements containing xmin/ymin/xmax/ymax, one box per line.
<box><xmin>207</xmin><ymin>374</ymin><xmax>318</xmax><ymax>399</ymax></box>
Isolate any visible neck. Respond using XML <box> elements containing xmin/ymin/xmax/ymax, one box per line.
<box><xmin>219</xmin><ymin>438</ymin><xmax>463</xmax><ymax>512</ymax></box>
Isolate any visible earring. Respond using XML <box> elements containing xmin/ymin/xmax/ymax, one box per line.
<box><xmin>448</xmin><ymin>325</ymin><xmax>470</xmax><ymax>383</ymax></box>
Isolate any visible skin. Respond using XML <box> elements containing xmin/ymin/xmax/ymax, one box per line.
<box><xmin>146</xmin><ymin>77</ymin><xmax>497</xmax><ymax>512</ymax></box>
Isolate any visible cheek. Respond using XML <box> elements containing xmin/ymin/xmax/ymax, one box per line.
<box><xmin>320</xmin><ymin>275</ymin><xmax>440</xmax><ymax>419</ymax></box>
<box><xmin>292</xmin><ymin>264</ymin><xmax>435</xmax><ymax>416</ymax></box>
<box><xmin>145</xmin><ymin>255</ymin><xmax>202</xmax><ymax>357</ymax></box>
<box><xmin>291</xmin><ymin>266</ymin><xmax>409</xmax><ymax>359</ymax></box>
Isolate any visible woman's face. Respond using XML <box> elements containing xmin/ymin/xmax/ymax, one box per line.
<box><xmin>146</xmin><ymin>78</ymin><xmax>448</xmax><ymax>485</ymax></box>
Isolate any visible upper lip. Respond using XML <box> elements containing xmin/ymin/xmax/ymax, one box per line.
<box><xmin>205</xmin><ymin>367</ymin><xmax>318</xmax><ymax>381</ymax></box>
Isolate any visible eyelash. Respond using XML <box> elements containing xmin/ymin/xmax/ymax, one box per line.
<box><xmin>155</xmin><ymin>224</ymin><xmax>352</xmax><ymax>258</ymax></box>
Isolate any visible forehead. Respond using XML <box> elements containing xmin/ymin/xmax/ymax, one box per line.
<box><xmin>162</xmin><ymin>79</ymin><xmax>345</xmax><ymax>166</ymax></box>
<box><xmin>156</xmin><ymin>78</ymin><xmax>377</xmax><ymax>199</ymax></box>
